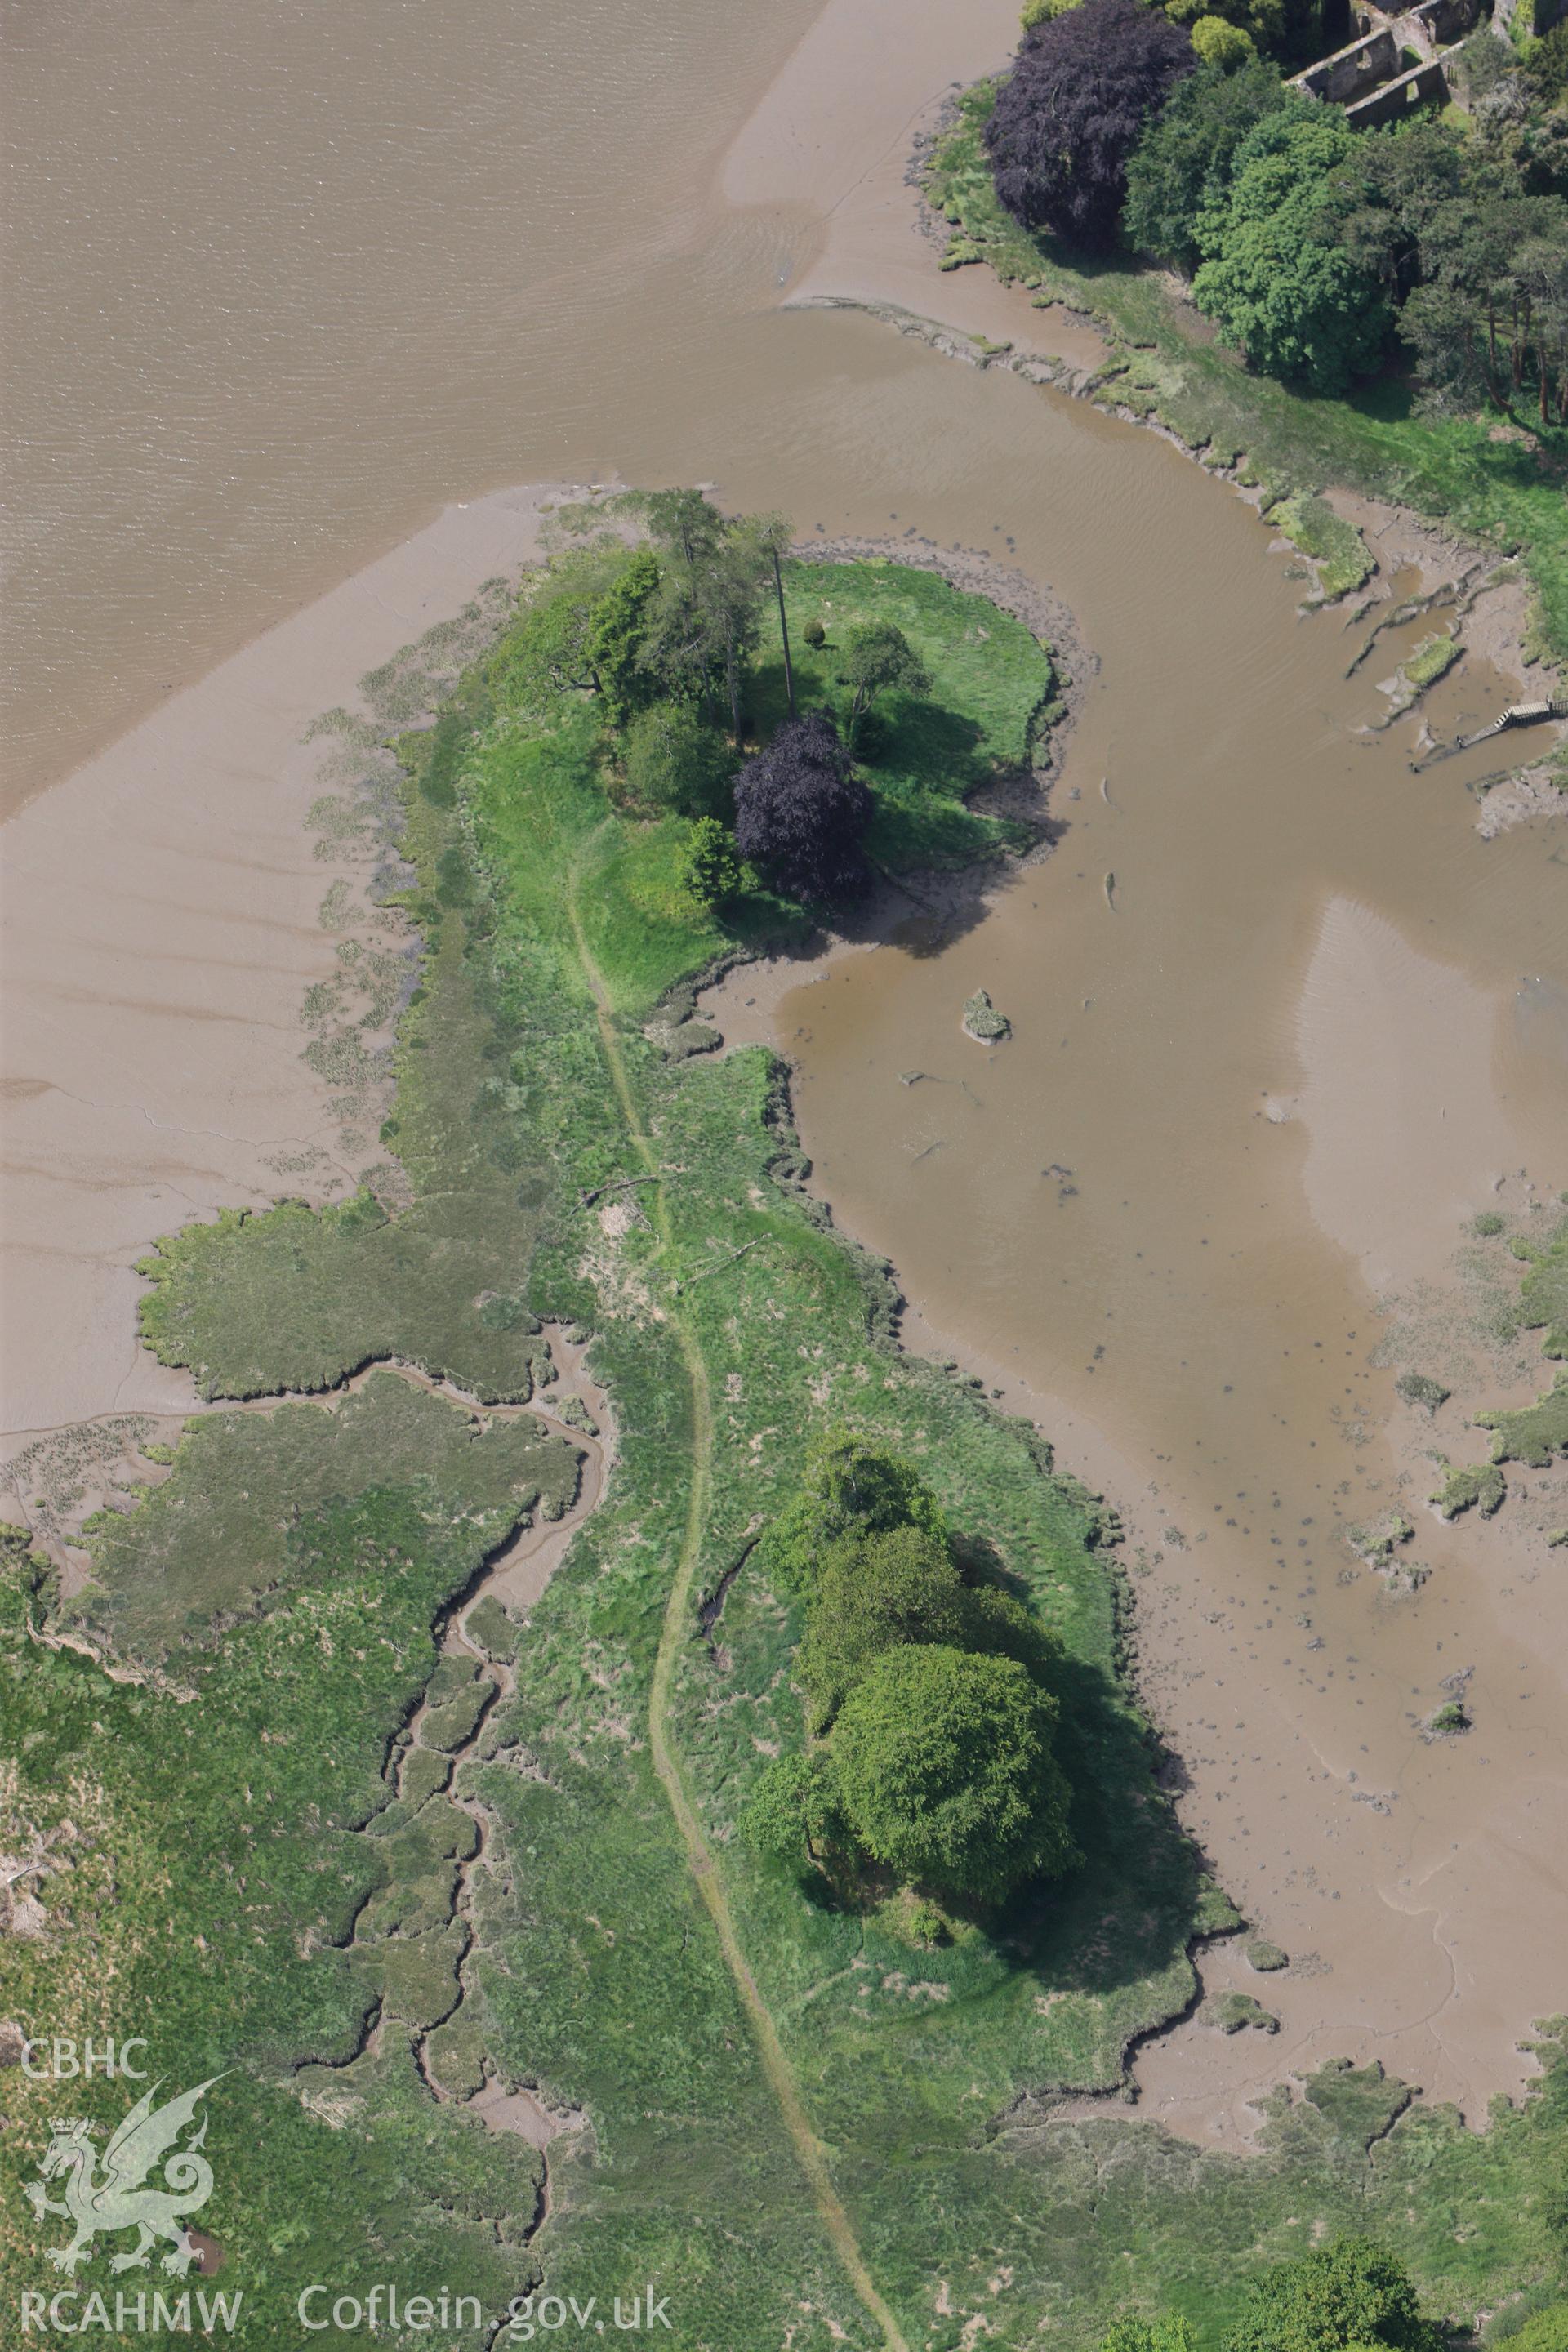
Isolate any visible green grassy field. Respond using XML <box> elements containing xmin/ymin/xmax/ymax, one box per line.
<box><xmin>756</xmin><ymin>560</ymin><xmax>1061</xmax><ymax>867</ymax></box>
<box><xmin>925</xmin><ymin>84</ymin><xmax>1568</xmax><ymax>666</ymax></box>
<box><xmin>4</xmin><ymin>561</ymin><xmax>1566</xmax><ymax>2348</ymax></box>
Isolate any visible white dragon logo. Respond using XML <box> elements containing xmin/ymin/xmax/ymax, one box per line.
<box><xmin>24</xmin><ymin>2077</ymin><xmax>221</xmax><ymax>2276</ymax></box>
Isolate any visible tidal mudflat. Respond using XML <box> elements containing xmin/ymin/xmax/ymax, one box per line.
<box><xmin>3</xmin><ymin>0</ymin><xmax>1567</xmax><ymax>2335</ymax></box>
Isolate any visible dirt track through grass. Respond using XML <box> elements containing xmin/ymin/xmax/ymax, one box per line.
<box><xmin>566</xmin><ymin>833</ymin><xmax>911</xmax><ymax>2352</ymax></box>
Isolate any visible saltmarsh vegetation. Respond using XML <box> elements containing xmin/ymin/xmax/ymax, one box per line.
<box><xmin>6</xmin><ymin>506</ymin><xmax>1568</xmax><ymax>2345</ymax></box>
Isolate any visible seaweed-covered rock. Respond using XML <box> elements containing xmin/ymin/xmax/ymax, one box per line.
<box><xmin>962</xmin><ymin>988</ymin><xmax>1011</xmax><ymax>1043</ymax></box>
<box><xmin>1424</xmin><ymin>1698</ymin><xmax>1470</xmax><ymax>1739</ymax></box>
<box><xmin>1395</xmin><ymin>1370</ymin><xmax>1449</xmax><ymax>1415</ymax></box>
<box><xmin>1429</xmin><ymin>1458</ymin><xmax>1506</xmax><ymax>1520</ymax></box>
<box><xmin>1203</xmin><ymin>1990</ymin><xmax>1278</xmax><ymax>2034</ymax></box>
<box><xmin>1345</xmin><ymin>1509</ymin><xmax>1414</xmax><ymax>1568</ymax></box>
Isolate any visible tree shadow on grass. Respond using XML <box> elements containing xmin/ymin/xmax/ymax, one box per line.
<box><xmin>861</xmin><ymin>697</ymin><xmax>991</xmax><ymax>797</ymax></box>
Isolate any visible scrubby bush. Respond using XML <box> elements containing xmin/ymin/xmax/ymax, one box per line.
<box><xmin>733</xmin><ymin>714</ymin><xmax>871</xmax><ymax>903</ymax></box>
<box><xmin>1222</xmin><ymin>2234</ymin><xmax>1443</xmax><ymax>2352</ymax></box>
<box><xmin>832</xmin><ymin>1645</ymin><xmax>1078</xmax><ymax>1904</ymax></box>
<box><xmin>986</xmin><ymin>0</ymin><xmax>1196</xmax><ymax>247</ymax></box>
<box><xmin>680</xmin><ymin>816</ymin><xmax>742</xmax><ymax>911</ymax></box>
<box><xmin>1166</xmin><ymin>0</ymin><xmax>1283</xmax><ymax>56</ymax></box>
<box><xmin>738</xmin><ymin>1753</ymin><xmax>842</xmax><ymax>1867</ymax></box>
<box><xmin>905</xmin><ymin>1900</ymin><xmax>948</xmax><ymax>1949</ymax></box>
<box><xmin>1509</xmin><ymin>2307</ymin><xmax>1568</xmax><ymax>2352</ymax></box>
<box><xmin>622</xmin><ymin>702</ymin><xmax>733</xmax><ymax>818</ymax></box>
<box><xmin>840</xmin><ymin>620</ymin><xmax>931</xmax><ymax>746</ymax></box>
<box><xmin>1098</xmin><ymin>2322</ymin><xmax>1197</xmax><ymax>2352</ymax></box>
<box><xmin>802</xmin><ymin>615</ymin><xmax>826</xmax><ymax>648</ymax></box>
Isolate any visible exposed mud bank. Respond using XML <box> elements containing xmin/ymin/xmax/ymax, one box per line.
<box><xmin>698</xmin><ymin>625</ymin><xmax>1567</xmax><ymax>2149</ymax></box>
<box><xmin>0</xmin><ymin>484</ymin><xmax>589</xmax><ymax>1450</ymax></box>
<box><xmin>799</xmin><ymin>283</ymin><xmax>1566</xmax><ymax>821</ymax></box>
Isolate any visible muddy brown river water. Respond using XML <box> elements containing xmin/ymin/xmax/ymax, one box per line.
<box><xmin>3</xmin><ymin>0</ymin><xmax>1565</xmax><ymax>2142</ymax></box>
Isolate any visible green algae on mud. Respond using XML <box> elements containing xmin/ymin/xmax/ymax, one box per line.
<box><xmin>7</xmin><ymin>559</ymin><xmax>1568</xmax><ymax>2344</ymax></box>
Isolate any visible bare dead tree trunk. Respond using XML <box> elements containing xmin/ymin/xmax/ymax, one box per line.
<box><xmin>771</xmin><ymin>546</ymin><xmax>795</xmax><ymax>724</ymax></box>
<box><xmin>724</xmin><ymin>618</ymin><xmax>742</xmax><ymax>748</ymax></box>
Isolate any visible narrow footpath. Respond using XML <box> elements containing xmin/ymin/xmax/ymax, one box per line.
<box><xmin>566</xmin><ymin>834</ymin><xmax>910</xmax><ymax>2352</ymax></box>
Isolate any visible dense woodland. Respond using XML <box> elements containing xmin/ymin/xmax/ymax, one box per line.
<box><xmin>987</xmin><ymin>0</ymin><xmax>1568</xmax><ymax>407</ymax></box>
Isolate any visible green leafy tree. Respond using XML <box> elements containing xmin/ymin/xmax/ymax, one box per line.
<box><xmin>799</xmin><ymin>1523</ymin><xmax>1064</xmax><ymax>1729</ymax></box>
<box><xmin>737</xmin><ymin>1753</ymin><xmax>842</xmax><ymax>1869</ymax></box>
<box><xmin>839</xmin><ymin>620</ymin><xmax>931</xmax><ymax>747</ymax></box>
<box><xmin>679</xmin><ymin>816</ymin><xmax>742</xmax><ymax>912</ymax></box>
<box><xmin>640</xmin><ymin>489</ymin><xmax>770</xmax><ymax>743</ymax></box>
<box><xmin>1190</xmin><ymin>17</ymin><xmax>1257</xmax><ymax>67</ymax></box>
<box><xmin>1124</xmin><ymin>61</ymin><xmax>1296</xmax><ymax>268</ymax></box>
<box><xmin>644</xmin><ymin>486</ymin><xmax>727</xmax><ymax>568</ymax></box>
<box><xmin>491</xmin><ymin>544</ymin><xmax>636</xmax><ymax>711</ymax></box>
<box><xmin>1166</xmin><ymin>0</ymin><xmax>1281</xmax><ymax>59</ymax></box>
<box><xmin>958</xmin><ymin>1577</ymin><xmax>1064</xmax><ymax>1684</ymax></box>
<box><xmin>747</xmin><ymin>511</ymin><xmax>798</xmax><ymax>721</ymax></box>
<box><xmin>1517</xmin><ymin>228</ymin><xmax>1568</xmax><ymax>422</ymax></box>
<box><xmin>762</xmin><ymin>1429</ymin><xmax>950</xmax><ymax>1595</ymax></box>
<box><xmin>623</xmin><ymin>702</ymin><xmax>734</xmax><ymax>818</ymax></box>
<box><xmin>1463</xmin><ymin>37</ymin><xmax>1568</xmax><ymax>197</ymax></box>
<box><xmin>586</xmin><ymin>546</ymin><xmax>661</xmax><ymax>726</ymax></box>
<box><xmin>1312</xmin><ymin>121</ymin><xmax>1463</xmax><ymax>307</ymax></box>
<box><xmin>831</xmin><ymin>1645</ymin><xmax>1078</xmax><ymax>1904</ymax></box>
<box><xmin>1409</xmin><ymin>193</ymin><xmax>1568</xmax><ymax>412</ymax></box>
<box><xmin>1192</xmin><ymin>110</ymin><xmax>1394</xmax><ymax>391</ymax></box>
<box><xmin>1222</xmin><ymin>2235</ymin><xmax>1444</xmax><ymax>2352</ymax></box>
<box><xmin>1399</xmin><ymin>275</ymin><xmax>1496</xmax><ymax>412</ymax></box>
<box><xmin>1530</xmin><ymin>20</ymin><xmax>1568</xmax><ymax>100</ymax></box>
<box><xmin>798</xmin><ymin>1523</ymin><xmax>973</xmax><ymax>1730</ymax></box>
